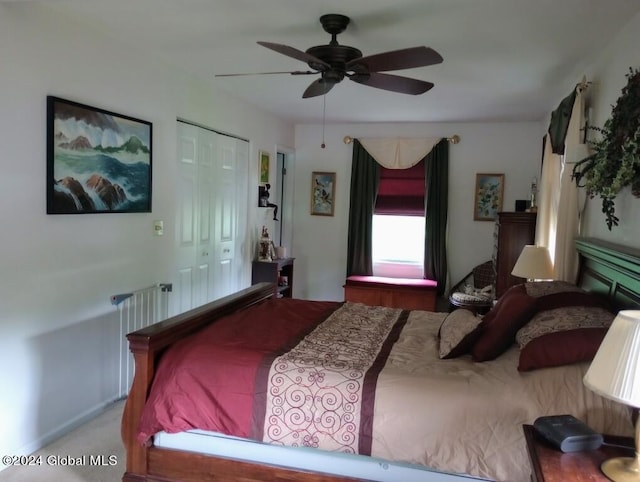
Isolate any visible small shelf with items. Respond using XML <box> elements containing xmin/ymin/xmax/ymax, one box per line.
<box><xmin>251</xmin><ymin>257</ymin><xmax>295</xmax><ymax>298</ymax></box>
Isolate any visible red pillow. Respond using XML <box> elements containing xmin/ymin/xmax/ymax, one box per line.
<box><xmin>471</xmin><ymin>287</ymin><xmax>536</xmax><ymax>361</ymax></box>
<box><xmin>518</xmin><ymin>328</ymin><xmax>608</xmax><ymax>371</ymax></box>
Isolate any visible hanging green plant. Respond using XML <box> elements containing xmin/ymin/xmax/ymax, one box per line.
<box><xmin>572</xmin><ymin>67</ymin><xmax>640</xmax><ymax>230</ymax></box>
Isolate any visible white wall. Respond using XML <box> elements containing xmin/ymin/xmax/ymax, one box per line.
<box><xmin>292</xmin><ymin>122</ymin><xmax>542</xmax><ymax>301</ymax></box>
<box><xmin>0</xmin><ymin>3</ymin><xmax>293</xmax><ymax>463</ymax></box>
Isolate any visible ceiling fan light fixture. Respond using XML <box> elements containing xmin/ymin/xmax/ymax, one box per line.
<box><xmin>322</xmin><ymin>70</ymin><xmax>344</xmax><ymax>83</ymax></box>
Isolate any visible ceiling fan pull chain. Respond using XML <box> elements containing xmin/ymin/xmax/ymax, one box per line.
<box><xmin>321</xmin><ymin>92</ymin><xmax>327</xmax><ymax>148</ymax></box>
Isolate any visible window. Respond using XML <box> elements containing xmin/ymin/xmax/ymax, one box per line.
<box><xmin>372</xmin><ymin>214</ymin><xmax>425</xmax><ymax>278</ymax></box>
<box><xmin>371</xmin><ymin>159</ymin><xmax>426</xmax><ymax>278</ymax></box>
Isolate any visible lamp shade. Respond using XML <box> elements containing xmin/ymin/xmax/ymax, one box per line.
<box><xmin>584</xmin><ymin>310</ymin><xmax>640</xmax><ymax>408</ymax></box>
<box><xmin>511</xmin><ymin>245</ymin><xmax>554</xmax><ymax>280</ymax></box>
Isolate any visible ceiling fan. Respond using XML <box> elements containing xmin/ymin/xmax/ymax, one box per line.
<box><xmin>216</xmin><ymin>13</ymin><xmax>443</xmax><ymax>98</ymax></box>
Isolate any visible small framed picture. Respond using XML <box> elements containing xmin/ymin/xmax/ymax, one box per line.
<box><xmin>473</xmin><ymin>173</ymin><xmax>504</xmax><ymax>221</ymax></box>
<box><xmin>310</xmin><ymin>171</ymin><xmax>335</xmax><ymax>216</ymax></box>
<box><xmin>259</xmin><ymin>150</ymin><xmax>270</xmax><ymax>184</ymax></box>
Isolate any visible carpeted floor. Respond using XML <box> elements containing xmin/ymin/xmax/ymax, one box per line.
<box><xmin>0</xmin><ymin>400</ymin><xmax>125</xmax><ymax>482</ymax></box>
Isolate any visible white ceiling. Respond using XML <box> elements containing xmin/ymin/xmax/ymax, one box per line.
<box><xmin>10</xmin><ymin>0</ymin><xmax>640</xmax><ymax>124</ymax></box>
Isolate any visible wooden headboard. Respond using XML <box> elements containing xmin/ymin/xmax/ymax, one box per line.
<box><xmin>575</xmin><ymin>237</ymin><xmax>640</xmax><ymax>309</ymax></box>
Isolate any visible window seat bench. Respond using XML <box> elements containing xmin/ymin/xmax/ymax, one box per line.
<box><xmin>343</xmin><ymin>275</ymin><xmax>437</xmax><ymax>311</ymax></box>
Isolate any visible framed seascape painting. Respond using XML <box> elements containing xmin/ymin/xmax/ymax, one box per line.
<box><xmin>46</xmin><ymin>96</ymin><xmax>152</xmax><ymax>214</ymax></box>
<box><xmin>473</xmin><ymin>173</ymin><xmax>504</xmax><ymax>221</ymax></box>
<box><xmin>311</xmin><ymin>171</ymin><xmax>335</xmax><ymax>216</ymax></box>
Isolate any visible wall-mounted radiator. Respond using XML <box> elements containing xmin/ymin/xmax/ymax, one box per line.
<box><xmin>111</xmin><ymin>283</ymin><xmax>172</xmax><ymax>398</ymax></box>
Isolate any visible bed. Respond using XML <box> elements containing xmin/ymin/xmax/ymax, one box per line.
<box><xmin>121</xmin><ymin>237</ymin><xmax>640</xmax><ymax>482</ymax></box>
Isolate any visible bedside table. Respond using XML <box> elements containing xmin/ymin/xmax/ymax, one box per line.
<box><xmin>523</xmin><ymin>424</ymin><xmax>635</xmax><ymax>481</ymax></box>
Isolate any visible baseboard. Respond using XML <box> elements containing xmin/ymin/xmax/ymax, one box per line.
<box><xmin>2</xmin><ymin>396</ymin><xmax>124</xmax><ymax>472</ymax></box>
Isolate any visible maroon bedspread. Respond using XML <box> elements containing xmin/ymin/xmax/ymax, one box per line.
<box><xmin>137</xmin><ymin>298</ymin><xmax>341</xmax><ymax>443</ymax></box>
<box><xmin>136</xmin><ymin>297</ymin><xmax>407</xmax><ymax>457</ymax></box>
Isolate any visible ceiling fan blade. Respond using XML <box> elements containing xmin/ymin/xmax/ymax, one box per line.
<box><xmin>302</xmin><ymin>79</ymin><xmax>336</xmax><ymax>98</ymax></box>
<box><xmin>215</xmin><ymin>70</ymin><xmax>317</xmax><ymax>78</ymax></box>
<box><xmin>257</xmin><ymin>41</ymin><xmax>331</xmax><ymax>70</ymax></box>
<box><xmin>347</xmin><ymin>46</ymin><xmax>443</xmax><ymax>72</ymax></box>
<box><xmin>350</xmin><ymin>72</ymin><xmax>434</xmax><ymax>95</ymax></box>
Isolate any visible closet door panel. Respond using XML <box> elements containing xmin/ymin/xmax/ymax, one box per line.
<box><xmin>212</xmin><ymin>134</ymin><xmax>238</xmax><ymax>300</ymax></box>
<box><xmin>175</xmin><ymin>122</ymin><xmax>198</xmax><ymax>311</ymax></box>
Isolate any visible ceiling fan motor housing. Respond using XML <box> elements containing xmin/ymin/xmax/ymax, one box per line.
<box><xmin>306</xmin><ymin>13</ymin><xmax>363</xmax><ymax>79</ymax></box>
<box><xmin>306</xmin><ymin>44</ymin><xmax>362</xmax><ymax>77</ymax></box>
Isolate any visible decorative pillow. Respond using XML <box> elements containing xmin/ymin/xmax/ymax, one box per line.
<box><xmin>524</xmin><ymin>280</ymin><xmax>584</xmax><ymax>298</ymax></box>
<box><xmin>438</xmin><ymin>309</ymin><xmax>483</xmax><ymax>359</ymax></box>
<box><xmin>518</xmin><ymin>328</ymin><xmax>608</xmax><ymax>371</ymax></box>
<box><xmin>471</xmin><ymin>285</ymin><xmax>537</xmax><ymax>362</ymax></box>
<box><xmin>515</xmin><ymin>304</ymin><xmax>614</xmax><ymax>371</ymax></box>
<box><xmin>535</xmin><ymin>290</ymin><xmax>611</xmax><ymax>312</ymax></box>
<box><xmin>515</xmin><ymin>305</ymin><xmax>614</xmax><ymax>349</ymax></box>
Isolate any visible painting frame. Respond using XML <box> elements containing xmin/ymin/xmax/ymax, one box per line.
<box><xmin>310</xmin><ymin>171</ymin><xmax>335</xmax><ymax>216</ymax></box>
<box><xmin>259</xmin><ymin>150</ymin><xmax>270</xmax><ymax>184</ymax></box>
<box><xmin>473</xmin><ymin>173</ymin><xmax>504</xmax><ymax>221</ymax></box>
<box><xmin>46</xmin><ymin>96</ymin><xmax>152</xmax><ymax>214</ymax></box>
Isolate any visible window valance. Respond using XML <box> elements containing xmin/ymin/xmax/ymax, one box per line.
<box><xmin>359</xmin><ymin>137</ymin><xmax>442</xmax><ymax>169</ymax></box>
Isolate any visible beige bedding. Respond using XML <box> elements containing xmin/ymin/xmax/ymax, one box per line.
<box><xmin>371</xmin><ymin>310</ymin><xmax>634</xmax><ymax>482</ymax></box>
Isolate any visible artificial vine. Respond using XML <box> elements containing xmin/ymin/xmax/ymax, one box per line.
<box><xmin>572</xmin><ymin>67</ymin><xmax>640</xmax><ymax>230</ymax></box>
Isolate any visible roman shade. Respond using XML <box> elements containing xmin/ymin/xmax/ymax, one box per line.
<box><xmin>374</xmin><ymin>160</ymin><xmax>425</xmax><ymax>215</ymax></box>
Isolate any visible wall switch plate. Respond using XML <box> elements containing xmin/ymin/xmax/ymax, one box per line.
<box><xmin>153</xmin><ymin>220</ymin><xmax>164</xmax><ymax>236</ymax></box>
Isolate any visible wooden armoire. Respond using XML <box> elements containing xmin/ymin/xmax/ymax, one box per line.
<box><xmin>493</xmin><ymin>212</ymin><xmax>537</xmax><ymax>297</ymax></box>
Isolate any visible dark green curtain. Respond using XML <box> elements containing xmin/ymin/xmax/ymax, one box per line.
<box><xmin>346</xmin><ymin>140</ymin><xmax>380</xmax><ymax>276</ymax></box>
<box><xmin>548</xmin><ymin>88</ymin><xmax>577</xmax><ymax>155</ymax></box>
<box><xmin>424</xmin><ymin>139</ymin><xmax>449</xmax><ymax>296</ymax></box>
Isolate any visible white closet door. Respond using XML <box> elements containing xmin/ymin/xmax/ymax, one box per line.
<box><xmin>174</xmin><ymin>122</ymin><xmax>219</xmax><ymax>311</ymax></box>
<box><xmin>194</xmin><ymin>128</ymin><xmax>217</xmax><ymax>307</ymax></box>
<box><xmin>212</xmin><ymin>134</ymin><xmax>241</xmax><ymax>300</ymax></box>
<box><xmin>234</xmin><ymin>138</ymin><xmax>250</xmax><ymax>291</ymax></box>
<box><xmin>175</xmin><ymin>122</ymin><xmax>199</xmax><ymax>313</ymax></box>
<box><xmin>175</xmin><ymin>122</ymin><xmax>249</xmax><ymax>312</ymax></box>
<box><xmin>214</xmin><ymin>134</ymin><xmax>250</xmax><ymax>298</ymax></box>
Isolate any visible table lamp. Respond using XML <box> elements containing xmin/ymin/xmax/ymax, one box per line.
<box><xmin>583</xmin><ymin>310</ymin><xmax>640</xmax><ymax>482</ymax></box>
<box><xmin>511</xmin><ymin>245</ymin><xmax>554</xmax><ymax>281</ymax></box>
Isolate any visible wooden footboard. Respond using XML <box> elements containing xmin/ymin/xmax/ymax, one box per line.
<box><xmin>120</xmin><ymin>282</ymin><xmax>362</xmax><ymax>482</ymax></box>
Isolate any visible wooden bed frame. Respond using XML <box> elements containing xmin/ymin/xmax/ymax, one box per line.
<box><xmin>121</xmin><ymin>237</ymin><xmax>640</xmax><ymax>482</ymax></box>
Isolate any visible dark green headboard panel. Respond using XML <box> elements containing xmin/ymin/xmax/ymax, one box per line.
<box><xmin>575</xmin><ymin>238</ymin><xmax>640</xmax><ymax>310</ymax></box>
